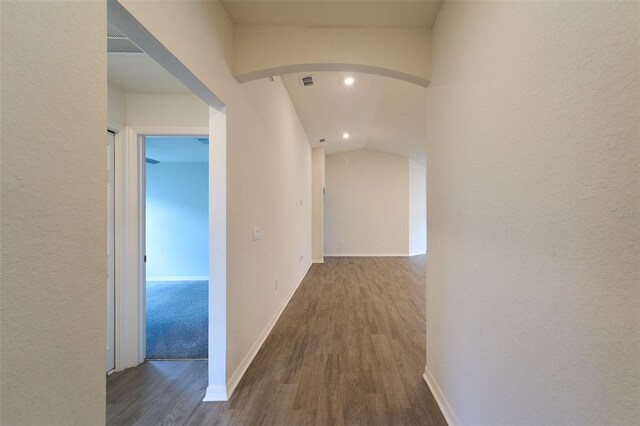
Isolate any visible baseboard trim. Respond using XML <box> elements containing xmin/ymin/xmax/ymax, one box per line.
<box><xmin>312</xmin><ymin>258</ymin><xmax>324</xmax><ymax>263</ymax></box>
<box><xmin>423</xmin><ymin>365</ymin><xmax>459</xmax><ymax>426</ymax></box>
<box><xmin>324</xmin><ymin>253</ymin><xmax>410</xmax><ymax>257</ymax></box>
<box><xmin>203</xmin><ymin>385</ymin><xmax>228</xmax><ymax>402</ymax></box>
<box><xmin>146</xmin><ymin>276</ymin><xmax>208</xmax><ymax>282</ymax></box>
<box><xmin>409</xmin><ymin>251</ymin><xmax>427</xmax><ymax>256</ymax></box>
<box><xmin>226</xmin><ymin>262</ymin><xmax>312</xmax><ymax>398</ymax></box>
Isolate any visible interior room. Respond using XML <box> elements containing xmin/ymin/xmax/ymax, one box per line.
<box><xmin>2</xmin><ymin>1</ymin><xmax>637</xmax><ymax>425</ymax></box>
<box><xmin>145</xmin><ymin>136</ymin><xmax>209</xmax><ymax>360</ymax></box>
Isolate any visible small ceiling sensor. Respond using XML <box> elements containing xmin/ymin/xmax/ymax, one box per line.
<box><xmin>342</xmin><ymin>133</ymin><xmax>350</xmax><ymax>139</ymax></box>
<box><xmin>344</xmin><ymin>77</ymin><xmax>355</xmax><ymax>86</ymax></box>
<box><xmin>319</xmin><ymin>138</ymin><xmax>326</xmax><ymax>143</ymax></box>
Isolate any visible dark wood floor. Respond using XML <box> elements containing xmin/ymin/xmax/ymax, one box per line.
<box><xmin>107</xmin><ymin>256</ymin><xmax>446</xmax><ymax>425</ymax></box>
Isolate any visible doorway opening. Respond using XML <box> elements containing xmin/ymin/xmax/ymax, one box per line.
<box><xmin>144</xmin><ymin>135</ymin><xmax>210</xmax><ymax>360</ymax></box>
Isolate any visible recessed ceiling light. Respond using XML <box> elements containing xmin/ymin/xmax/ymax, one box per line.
<box><xmin>342</xmin><ymin>133</ymin><xmax>350</xmax><ymax>139</ymax></box>
<box><xmin>344</xmin><ymin>77</ymin><xmax>355</xmax><ymax>86</ymax></box>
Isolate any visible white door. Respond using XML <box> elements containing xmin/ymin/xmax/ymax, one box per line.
<box><xmin>107</xmin><ymin>131</ymin><xmax>116</xmax><ymax>372</ymax></box>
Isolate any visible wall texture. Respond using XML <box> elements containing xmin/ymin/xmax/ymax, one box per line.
<box><xmin>409</xmin><ymin>160</ymin><xmax>427</xmax><ymax>255</ymax></box>
<box><xmin>426</xmin><ymin>1</ymin><xmax>639</xmax><ymax>424</ymax></box>
<box><xmin>324</xmin><ymin>149</ymin><xmax>410</xmax><ymax>256</ymax></box>
<box><xmin>312</xmin><ymin>148</ymin><xmax>325</xmax><ymax>262</ymax></box>
<box><xmin>146</xmin><ymin>162</ymin><xmax>209</xmax><ymax>280</ymax></box>
<box><xmin>108</xmin><ymin>83</ymin><xmax>127</xmax><ymax>128</ymax></box>
<box><xmin>233</xmin><ymin>24</ymin><xmax>432</xmax><ymax>86</ymax></box>
<box><xmin>126</xmin><ymin>92</ymin><xmax>208</xmax><ymax>127</ymax></box>
<box><xmin>119</xmin><ymin>0</ymin><xmax>312</xmax><ymax>389</ymax></box>
<box><xmin>0</xmin><ymin>1</ymin><xmax>106</xmax><ymax>424</ymax></box>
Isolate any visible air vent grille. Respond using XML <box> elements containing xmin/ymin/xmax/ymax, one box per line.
<box><xmin>107</xmin><ymin>38</ymin><xmax>144</xmax><ymax>54</ymax></box>
<box><xmin>302</xmin><ymin>76</ymin><xmax>314</xmax><ymax>86</ymax></box>
<box><xmin>107</xmin><ymin>23</ymin><xmax>144</xmax><ymax>55</ymax></box>
<box><xmin>107</xmin><ymin>22</ymin><xmax>126</xmax><ymax>38</ymax></box>
<box><xmin>319</xmin><ymin>138</ymin><xmax>326</xmax><ymax>143</ymax></box>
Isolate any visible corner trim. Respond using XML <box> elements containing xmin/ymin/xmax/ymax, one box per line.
<box><xmin>226</xmin><ymin>262</ymin><xmax>312</xmax><ymax>398</ymax></box>
<box><xmin>423</xmin><ymin>365</ymin><xmax>460</xmax><ymax>426</ymax></box>
<box><xmin>203</xmin><ymin>385</ymin><xmax>228</xmax><ymax>402</ymax></box>
<box><xmin>312</xmin><ymin>259</ymin><xmax>324</xmax><ymax>264</ymax></box>
<box><xmin>324</xmin><ymin>253</ymin><xmax>410</xmax><ymax>257</ymax></box>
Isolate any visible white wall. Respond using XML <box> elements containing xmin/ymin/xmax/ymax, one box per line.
<box><xmin>426</xmin><ymin>2</ymin><xmax>639</xmax><ymax>425</ymax></box>
<box><xmin>233</xmin><ymin>24</ymin><xmax>432</xmax><ymax>86</ymax></box>
<box><xmin>312</xmin><ymin>148</ymin><xmax>325</xmax><ymax>262</ymax></box>
<box><xmin>126</xmin><ymin>92</ymin><xmax>208</xmax><ymax>127</ymax></box>
<box><xmin>324</xmin><ymin>149</ymin><xmax>410</xmax><ymax>256</ymax></box>
<box><xmin>409</xmin><ymin>160</ymin><xmax>426</xmax><ymax>255</ymax></box>
<box><xmin>119</xmin><ymin>0</ymin><xmax>312</xmax><ymax>394</ymax></box>
<box><xmin>108</xmin><ymin>83</ymin><xmax>127</xmax><ymax>128</ymax></box>
<box><xmin>0</xmin><ymin>1</ymin><xmax>106</xmax><ymax>424</ymax></box>
<box><xmin>146</xmin><ymin>162</ymin><xmax>209</xmax><ymax>280</ymax></box>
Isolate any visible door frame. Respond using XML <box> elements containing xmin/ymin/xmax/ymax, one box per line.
<box><xmin>115</xmin><ymin>126</ymin><xmax>209</xmax><ymax>371</ymax></box>
<box><xmin>107</xmin><ymin>122</ymin><xmax>124</xmax><ymax>374</ymax></box>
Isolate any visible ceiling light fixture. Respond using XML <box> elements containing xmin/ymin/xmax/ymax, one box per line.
<box><xmin>344</xmin><ymin>77</ymin><xmax>355</xmax><ymax>86</ymax></box>
<box><xmin>342</xmin><ymin>133</ymin><xmax>350</xmax><ymax>139</ymax></box>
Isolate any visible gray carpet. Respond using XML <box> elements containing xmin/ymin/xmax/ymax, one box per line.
<box><xmin>146</xmin><ymin>280</ymin><xmax>208</xmax><ymax>359</ymax></box>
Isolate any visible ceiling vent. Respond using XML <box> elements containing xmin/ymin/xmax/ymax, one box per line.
<box><xmin>107</xmin><ymin>22</ymin><xmax>144</xmax><ymax>55</ymax></box>
<box><xmin>319</xmin><ymin>138</ymin><xmax>326</xmax><ymax>143</ymax></box>
<box><xmin>301</xmin><ymin>76</ymin><xmax>314</xmax><ymax>87</ymax></box>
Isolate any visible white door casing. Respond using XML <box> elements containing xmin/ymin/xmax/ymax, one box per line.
<box><xmin>106</xmin><ymin>131</ymin><xmax>116</xmax><ymax>373</ymax></box>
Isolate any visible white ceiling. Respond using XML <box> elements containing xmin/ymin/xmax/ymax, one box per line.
<box><xmin>108</xmin><ymin>55</ymin><xmax>191</xmax><ymax>95</ymax></box>
<box><xmin>222</xmin><ymin>0</ymin><xmax>443</xmax><ymax>28</ymax></box>
<box><xmin>281</xmin><ymin>71</ymin><xmax>427</xmax><ymax>164</ymax></box>
<box><xmin>146</xmin><ymin>136</ymin><xmax>209</xmax><ymax>164</ymax></box>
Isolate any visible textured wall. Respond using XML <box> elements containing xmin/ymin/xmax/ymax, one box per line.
<box><xmin>1</xmin><ymin>1</ymin><xmax>107</xmax><ymax>424</ymax></box>
<box><xmin>234</xmin><ymin>25</ymin><xmax>431</xmax><ymax>86</ymax></box>
<box><xmin>126</xmin><ymin>93</ymin><xmax>208</xmax><ymax>127</ymax></box>
<box><xmin>312</xmin><ymin>148</ymin><xmax>325</xmax><ymax>261</ymax></box>
<box><xmin>409</xmin><ymin>160</ymin><xmax>427</xmax><ymax>255</ymax></box>
<box><xmin>426</xmin><ymin>1</ymin><xmax>639</xmax><ymax>424</ymax></box>
<box><xmin>324</xmin><ymin>149</ymin><xmax>410</xmax><ymax>255</ymax></box>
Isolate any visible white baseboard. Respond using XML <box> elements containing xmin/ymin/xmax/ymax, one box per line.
<box><xmin>203</xmin><ymin>385</ymin><xmax>228</xmax><ymax>402</ymax></box>
<box><xmin>146</xmin><ymin>276</ymin><xmax>208</xmax><ymax>282</ymax></box>
<box><xmin>409</xmin><ymin>251</ymin><xmax>427</xmax><ymax>256</ymax></box>
<box><xmin>226</xmin><ymin>262</ymin><xmax>312</xmax><ymax>398</ymax></box>
<box><xmin>312</xmin><ymin>258</ymin><xmax>324</xmax><ymax>263</ymax></box>
<box><xmin>423</xmin><ymin>365</ymin><xmax>459</xmax><ymax>426</ymax></box>
<box><xmin>324</xmin><ymin>253</ymin><xmax>410</xmax><ymax>257</ymax></box>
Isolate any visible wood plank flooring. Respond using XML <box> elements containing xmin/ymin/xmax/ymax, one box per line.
<box><xmin>107</xmin><ymin>256</ymin><xmax>446</xmax><ymax>425</ymax></box>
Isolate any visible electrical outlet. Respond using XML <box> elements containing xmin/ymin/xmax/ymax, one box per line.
<box><xmin>299</xmin><ymin>255</ymin><xmax>303</xmax><ymax>263</ymax></box>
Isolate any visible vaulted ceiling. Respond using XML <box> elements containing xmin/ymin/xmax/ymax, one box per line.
<box><xmin>282</xmin><ymin>71</ymin><xmax>428</xmax><ymax>164</ymax></box>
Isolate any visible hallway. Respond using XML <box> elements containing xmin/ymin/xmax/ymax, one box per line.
<box><xmin>107</xmin><ymin>256</ymin><xmax>446</xmax><ymax>425</ymax></box>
